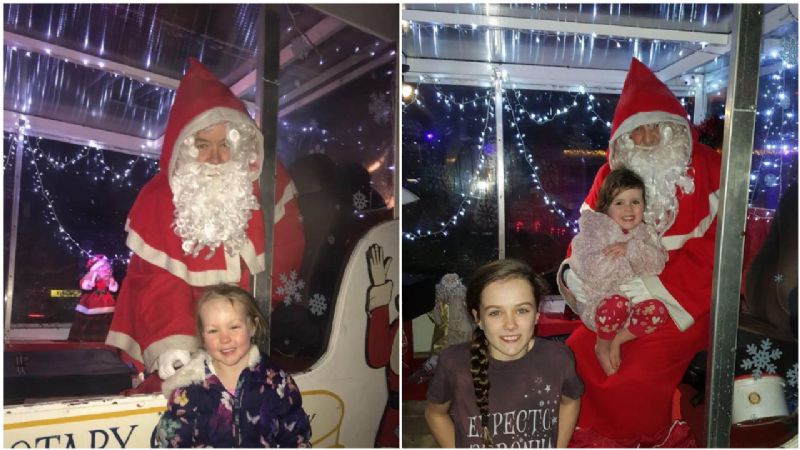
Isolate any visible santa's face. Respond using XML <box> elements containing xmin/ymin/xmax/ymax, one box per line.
<box><xmin>200</xmin><ymin>297</ymin><xmax>255</xmax><ymax>373</ymax></box>
<box><xmin>629</xmin><ymin>124</ymin><xmax>660</xmax><ymax>147</ymax></box>
<box><xmin>195</xmin><ymin>123</ymin><xmax>231</xmax><ymax>165</ymax></box>
<box><xmin>607</xmin><ymin>187</ymin><xmax>644</xmax><ymax>231</ymax></box>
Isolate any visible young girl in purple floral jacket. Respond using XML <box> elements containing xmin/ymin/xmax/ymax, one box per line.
<box><xmin>154</xmin><ymin>284</ymin><xmax>311</xmax><ymax>447</ymax></box>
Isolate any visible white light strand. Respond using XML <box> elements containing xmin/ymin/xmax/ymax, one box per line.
<box><xmin>748</xmin><ymin>63</ymin><xmax>798</xmax><ymax>208</ymax></box>
<box><xmin>9</xmin><ymin>132</ymin><xmax>144</xmax><ymax>266</ymax></box>
<box><xmin>404</xmin><ymin>80</ymin><xmax>615</xmax><ymax>239</ymax></box>
<box><xmin>403</xmin><ymin>81</ymin><xmax>495</xmax><ymax>240</ymax></box>
<box><xmin>503</xmin><ymin>88</ymin><xmax>605</xmax><ymax>232</ymax></box>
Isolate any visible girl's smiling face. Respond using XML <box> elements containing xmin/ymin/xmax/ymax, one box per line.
<box><xmin>607</xmin><ymin>187</ymin><xmax>645</xmax><ymax>231</ymax></box>
<box><xmin>199</xmin><ymin>297</ymin><xmax>255</xmax><ymax>372</ymax></box>
<box><xmin>472</xmin><ymin>277</ymin><xmax>539</xmax><ymax>361</ymax></box>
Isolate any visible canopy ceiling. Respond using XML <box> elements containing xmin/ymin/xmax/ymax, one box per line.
<box><xmin>402</xmin><ymin>3</ymin><xmax>797</xmax><ymax>95</ymax></box>
<box><xmin>4</xmin><ymin>4</ymin><xmax>396</xmax><ymax>155</ymax></box>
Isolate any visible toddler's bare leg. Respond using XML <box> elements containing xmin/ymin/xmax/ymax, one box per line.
<box><xmin>595</xmin><ymin>336</ymin><xmax>616</xmax><ymax>375</ymax></box>
<box><xmin>609</xmin><ymin>327</ymin><xmax>636</xmax><ymax>371</ymax></box>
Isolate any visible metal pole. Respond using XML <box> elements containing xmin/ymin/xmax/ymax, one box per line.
<box><xmin>254</xmin><ymin>4</ymin><xmax>281</xmax><ymax>353</ymax></box>
<box><xmin>494</xmin><ymin>71</ymin><xmax>506</xmax><ymax>259</ymax></box>
<box><xmin>3</xmin><ymin>122</ymin><xmax>25</xmax><ymax>339</ymax></box>
<box><xmin>705</xmin><ymin>4</ymin><xmax>763</xmax><ymax>447</ymax></box>
<box><xmin>393</xmin><ymin>50</ymin><xmax>399</xmax><ymax>220</ymax></box>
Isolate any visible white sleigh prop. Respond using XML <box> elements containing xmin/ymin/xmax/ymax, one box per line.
<box><xmin>3</xmin><ymin>219</ymin><xmax>399</xmax><ymax>448</ymax></box>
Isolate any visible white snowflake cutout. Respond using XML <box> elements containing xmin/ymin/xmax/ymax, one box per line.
<box><xmin>275</xmin><ymin>271</ymin><xmax>306</xmax><ymax>305</ymax></box>
<box><xmin>309</xmin><ymin>293</ymin><xmax>328</xmax><ymax>316</ymax></box>
<box><xmin>787</xmin><ymin>363</ymin><xmax>798</xmax><ymax>387</ymax></box>
<box><xmin>740</xmin><ymin>338</ymin><xmax>783</xmax><ymax>379</ymax></box>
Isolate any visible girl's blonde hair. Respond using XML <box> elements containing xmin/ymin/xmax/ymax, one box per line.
<box><xmin>195</xmin><ymin>284</ymin><xmax>268</xmax><ymax>346</ymax></box>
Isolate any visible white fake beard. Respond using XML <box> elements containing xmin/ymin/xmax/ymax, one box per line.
<box><xmin>172</xmin><ymin>160</ymin><xmax>259</xmax><ymax>258</ymax></box>
<box><xmin>614</xmin><ymin>124</ymin><xmax>695</xmax><ymax>235</ymax></box>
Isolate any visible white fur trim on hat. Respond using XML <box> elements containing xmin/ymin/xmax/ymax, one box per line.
<box><xmin>168</xmin><ymin>107</ymin><xmax>264</xmax><ymax>191</ymax></box>
<box><xmin>609</xmin><ymin>111</ymin><xmax>690</xmax><ymax>169</ymax></box>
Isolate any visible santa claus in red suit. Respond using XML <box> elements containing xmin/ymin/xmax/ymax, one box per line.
<box><xmin>106</xmin><ymin>58</ymin><xmax>304</xmax><ymax>388</ymax></box>
<box><xmin>558</xmin><ymin>58</ymin><xmax>721</xmax><ymax>446</ymax></box>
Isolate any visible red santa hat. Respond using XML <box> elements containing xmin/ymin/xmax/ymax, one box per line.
<box><xmin>86</xmin><ymin>254</ymin><xmax>109</xmax><ymax>271</ymax></box>
<box><xmin>607</xmin><ymin>58</ymin><xmax>699</xmax><ymax>168</ymax></box>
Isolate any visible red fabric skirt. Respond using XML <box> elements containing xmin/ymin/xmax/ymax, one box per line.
<box><xmin>566</xmin><ymin>314</ymin><xmax>708</xmax><ymax>445</ymax></box>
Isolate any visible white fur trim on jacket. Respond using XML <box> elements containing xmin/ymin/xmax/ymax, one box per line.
<box><xmin>639</xmin><ymin>275</ymin><xmax>694</xmax><ymax>331</ymax></box>
<box><xmin>75</xmin><ymin>305</ymin><xmax>115</xmax><ymax>315</ymax></box>
<box><xmin>274</xmin><ymin>179</ymin><xmax>297</xmax><ymax>224</ymax></box>
<box><xmin>125</xmin><ymin>220</ymin><xmax>265</xmax><ymax>286</ymax></box>
<box><xmin>661</xmin><ymin>190</ymin><xmax>719</xmax><ymax>251</ymax></box>
<box><xmin>161</xmin><ymin>345</ymin><xmax>261</xmax><ymax>397</ymax></box>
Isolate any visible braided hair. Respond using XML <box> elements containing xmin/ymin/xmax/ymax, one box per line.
<box><xmin>466</xmin><ymin>259</ymin><xmax>549</xmax><ymax>447</ymax></box>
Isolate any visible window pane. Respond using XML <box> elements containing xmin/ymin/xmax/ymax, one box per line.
<box><xmin>270</xmin><ymin>59</ymin><xmax>396</xmax><ymax>372</ymax></box>
<box><xmin>5</xmin><ymin>133</ymin><xmax>156</xmax><ymax>327</ymax></box>
<box><xmin>403</xmin><ymin>83</ymin><xmax>500</xmax><ymax>279</ymax></box>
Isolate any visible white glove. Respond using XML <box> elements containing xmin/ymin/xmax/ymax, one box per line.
<box><xmin>563</xmin><ymin>268</ymin><xmax>587</xmax><ymax>304</ymax></box>
<box><xmin>157</xmin><ymin>349</ymin><xmax>191</xmax><ymax>379</ymax></box>
<box><xmin>620</xmin><ymin>276</ymin><xmax>655</xmax><ymax>304</ymax></box>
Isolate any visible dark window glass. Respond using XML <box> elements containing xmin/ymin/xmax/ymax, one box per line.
<box><xmin>4</xmin><ymin>133</ymin><xmax>156</xmax><ymax>328</ymax></box>
<box><xmin>270</xmin><ymin>60</ymin><xmax>396</xmax><ymax>372</ymax></box>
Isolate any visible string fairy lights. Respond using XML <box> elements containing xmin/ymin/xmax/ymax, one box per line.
<box><xmin>4</xmin><ymin>129</ymin><xmax>158</xmax><ymax>265</ymax></box>
<box><xmin>403</xmin><ymin>75</ymin><xmax>615</xmax><ymax>240</ymax></box>
<box><xmin>747</xmin><ymin>44</ymin><xmax>798</xmax><ymax>210</ymax></box>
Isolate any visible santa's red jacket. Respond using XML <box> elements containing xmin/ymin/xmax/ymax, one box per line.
<box><xmin>106</xmin><ymin>59</ymin><xmax>304</xmax><ymax>372</ymax></box>
<box><xmin>561</xmin><ymin>58</ymin><xmax>721</xmax><ymax>443</ymax></box>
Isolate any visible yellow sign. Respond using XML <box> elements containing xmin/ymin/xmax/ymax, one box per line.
<box><xmin>51</xmin><ymin>290</ymin><xmax>82</xmax><ymax>298</ymax></box>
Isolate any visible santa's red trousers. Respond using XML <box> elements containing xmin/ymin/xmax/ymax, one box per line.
<box><xmin>567</xmin><ymin>312</ymin><xmax>708</xmax><ymax>444</ymax></box>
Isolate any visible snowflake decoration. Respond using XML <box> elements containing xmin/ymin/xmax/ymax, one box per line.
<box><xmin>368</xmin><ymin>92</ymin><xmax>391</xmax><ymax>125</ymax></box>
<box><xmin>740</xmin><ymin>338</ymin><xmax>783</xmax><ymax>379</ymax></box>
<box><xmin>474</xmin><ymin>198</ymin><xmax>497</xmax><ymax>230</ymax></box>
<box><xmin>308</xmin><ymin>293</ymin><xmax>327</xmax><ymax>316</ymax></box>
<box><xmin>353</xmin><ymin>191</ymin><xmax>368</xmax><ymax>211</ymax></box>
<box><xmin>275</xmin><ymin>271</ymin><xmax>305</xmax><ymax>305</ymax></box>
<box><xmin>788</xmin><ymin>363</ymin><xmax>798</xmax><ymax>388</ymax></box>
<box><xmin>774</xmin><ymin>273</ymin><xmax>784</xmax><ymax>284</ymax></box>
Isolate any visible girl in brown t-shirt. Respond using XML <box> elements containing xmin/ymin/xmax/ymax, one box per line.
<box><xmin>425</xmin><ymin>259</ymin><xmax>583</xmax><ymax>448</ymax></box>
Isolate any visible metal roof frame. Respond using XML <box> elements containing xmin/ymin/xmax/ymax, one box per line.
<box><xmin>402</xmin><ymin>4</ymin><xmax>797</xmax><ymax>95</ymax></box>
<box><xmin>3</xmin><ymin>11</ymin><xmax>391</xmax><ymax>155</ymax></box>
